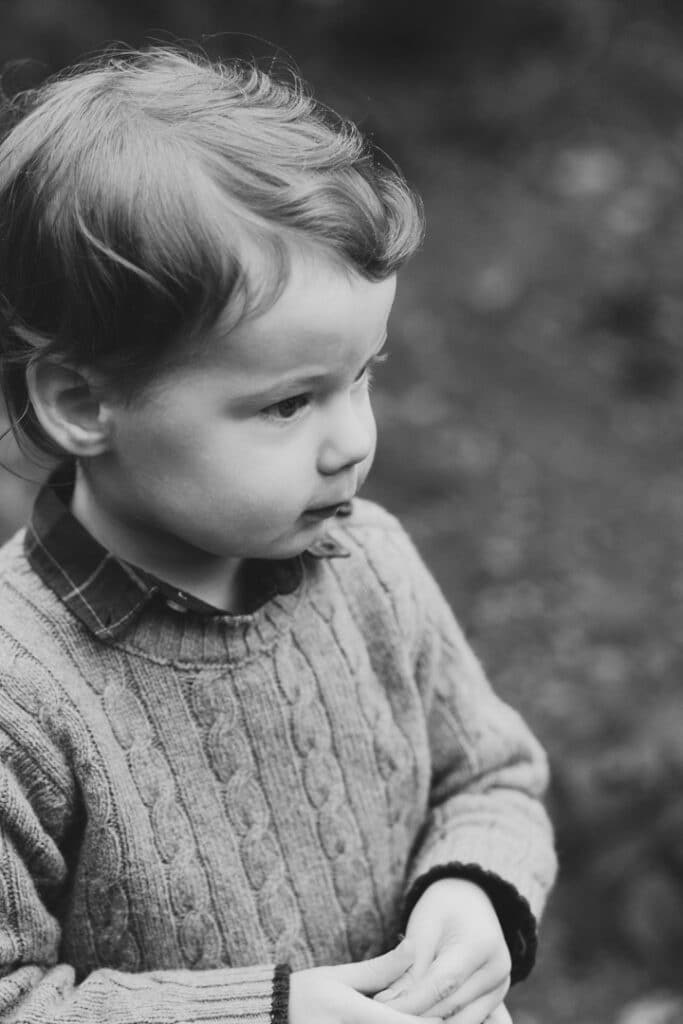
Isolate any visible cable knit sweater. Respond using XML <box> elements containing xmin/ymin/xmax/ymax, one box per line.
<box><xmin>0</xmin><ymin>497</ymin><xmax>557</xmax><ymax>1024</ymax></box>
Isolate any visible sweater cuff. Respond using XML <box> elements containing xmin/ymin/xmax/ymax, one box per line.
<box><xmin>272</xmin><ymin>964</ymin><xmax>291</xmax><ymax>1024</ymax></box>
<box><xmin>402</xmin><ymin>862</ymin><xmax>538</xmax><ymax>984</ymax></box>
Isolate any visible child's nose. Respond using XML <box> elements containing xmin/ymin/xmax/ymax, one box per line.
<box><xmin>317</xmin><ymin>396</ymin><xmax>376</xmax><ymax>476</ymax></box>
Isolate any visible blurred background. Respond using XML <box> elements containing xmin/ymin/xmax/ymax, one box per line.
<box><xmin>1</xmin><ymin>2</ymin><xmax>683</xmax><ymax>1022</ymax></box>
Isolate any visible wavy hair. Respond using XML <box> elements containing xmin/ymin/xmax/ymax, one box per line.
<box><xmin>0</xmin><ymin>46</ymin><xmax>424</xmax><ymax>456</ymax></box>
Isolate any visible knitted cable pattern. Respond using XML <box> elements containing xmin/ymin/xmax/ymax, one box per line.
<box><xmin>191</xmin><ymin>665</ymin><xmax>309</xmax><ymax>966</ymax></box>
<box><xmin>0</xmin><ymin>638</ymin><xmax>143</xmax><ymax>975</ymax></box>
<box><xmin>320</xmin><ymin>540</ymin><xmax>423</xmax><ymax>886</ymax></box>
<box><xmin>274</xmin><ymin>627</ymin><xmax>383</xmax><ymax>962</ymax></box>
<box><xmin>0</xmin><ymin>502</ymin><xmax>557</xmax><ymax>1023</ymax></box>
<box><xmin>102</xmin><ymin>664</ymin><xmax>223</xmax><ymax>969</ymax></box>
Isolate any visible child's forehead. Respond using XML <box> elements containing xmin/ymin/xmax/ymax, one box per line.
<box><xmin>210</xmin><ymin>251</ymin><xmax>396</xmax><ymax>375</ymax></box>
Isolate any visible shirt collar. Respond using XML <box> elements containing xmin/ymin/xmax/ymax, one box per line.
<box><xmin>24</xmin><ymin>462</ymin><xmax>349</xmax><ymax>641</ymax></box>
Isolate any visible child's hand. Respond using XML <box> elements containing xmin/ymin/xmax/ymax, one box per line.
<box><xmin>374</xmin><ymin>878</ymin><xmax>511</xmax><ymax>1024</ymax></box>
<box><xmin>487</xmin><ymin>1006</ymin><xmax>513</xmax><ymax>1024</ymax></box>
<box><xmin>289</xmin><ymin>940</ymin><xmax>443</xmax><ymax>1024</ymax></box>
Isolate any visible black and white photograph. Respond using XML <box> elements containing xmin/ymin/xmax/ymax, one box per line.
<box><xmin>0</xmin><ymin>4</ymin><xmax>682</xmax><ymax>1024</ymax></box>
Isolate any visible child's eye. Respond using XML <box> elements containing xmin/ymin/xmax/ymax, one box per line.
<box><xmin>262</xmin><ymin>394</ymin><xmax>310</xmax><ymax>421</ymax></box>
<box><xmin>261</xmin><ymin>351</ymin><xmax>388</xmax><ymax>422</ymax></box>
<box><xmin>360</xmin><ymin>350</ymin><xmax>389</xmax><ymax>389</ymax></box>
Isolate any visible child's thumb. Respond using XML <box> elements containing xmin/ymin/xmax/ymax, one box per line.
<box><xmin>329</xmin><ymin>940</ymin><xmax>415</xmax><ymax>995</ymax></box>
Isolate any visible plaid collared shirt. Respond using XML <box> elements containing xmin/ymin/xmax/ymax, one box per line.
<box><xmin>24</xmin><ymin>462</ymin><xmax>350</xmax><ymax>641</ymax></box>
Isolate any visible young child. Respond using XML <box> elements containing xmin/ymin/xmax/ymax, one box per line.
<box><xmin>0</xmin><ymin>47</ymin><xmax>556</xmax><ymax>1024</ymax></box>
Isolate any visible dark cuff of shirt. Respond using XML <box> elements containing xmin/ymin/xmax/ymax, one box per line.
<box><xmin>402</xmin><ymin>863</ymin><xmax>538</xmax><ymax>984</ymax></box>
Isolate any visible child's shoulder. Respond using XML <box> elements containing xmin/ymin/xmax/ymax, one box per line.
<box><xmin>333</xmin><ymin>496</ymin><xmax>416</xmax><ymax>555</ymax></box>
<box><xmin>325</xmin><ymin>495</ymin><xmax>456</xmax><ymax>623</ymax></box>
<box><xmin>0</xmin><ymin>526</ymin><xmax>31</xmax><ymax>588</ymax></box>
<box><xmin>320</xmin><ymin>497</ymin><xmax>433</xmax><ymax>618</ymax></box>
<box><xmin>0</xmin><ymin>526</ymin><xmax>67</xmax><ymax>649</ymax></box>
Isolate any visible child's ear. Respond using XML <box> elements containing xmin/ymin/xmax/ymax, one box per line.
<box><xmin>26</xmin><ymin>359</ymin><xmax>113</xmax><ymax>457</ymax></box>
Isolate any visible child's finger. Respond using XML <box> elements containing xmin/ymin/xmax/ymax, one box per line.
<box><xmin>355</xmin><ymin>990</ymin><xmax>442</xmax><ymax>1024</ymax></box>
<box><xmin>329</xmin><ymin>939</ymin><xmax>416</xmax><ymax>995</ymax></box>
<box><xmin>374</xmin><ymin>948</ymin><xmax>433</xmax><ymax>1004</ymax></box>
<box><xmin>423</xmin><ymin>961</ymin><xmax>510</xmax><ymax>1020</ymax></box>
<box><xmin>486</xmin><ymin>1004</ymin><xmax>513</xmax><ymax>1024</ymax></box>
<box><xmin>373</xmin><ymin>944</ymin><xmax>483</xmax><ymax>1016</ymax></box>
<box><xmin>433</xmin><ymin>980</ymin><xmax>509</xmax><ymax>1024</ymax></box>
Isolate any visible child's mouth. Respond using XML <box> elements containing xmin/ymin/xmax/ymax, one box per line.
<box><xmin>303</xmin><ymin>501</ymin><xmax>351</xmax><ymax>520</ymax></box>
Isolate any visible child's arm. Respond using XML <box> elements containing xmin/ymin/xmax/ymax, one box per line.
<box><xmin>372</xmin><ymin>521</ymin><xmax>557</xmax><ymax>1019</ymax></box>
<box><xmin>0</xmin><ymin>745</ymin><xmax>281</xmax><ymax>1024</ymax></box>
<box><xmin>0</xmin><ymin>722</ymin><xmax>437</xmax><ymax>1024</ymax></box>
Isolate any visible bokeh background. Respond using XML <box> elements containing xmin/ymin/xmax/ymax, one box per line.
<box><xmin>2</xmin><ymin>3</ymin><xmax>683</xmax><ymax>1022</ymax></box>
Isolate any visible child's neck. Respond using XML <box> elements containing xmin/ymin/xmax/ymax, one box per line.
<box><xmin>71</xmin><ymin>464</ymin><xmax>247</xmax><ymax>614</ymax></box>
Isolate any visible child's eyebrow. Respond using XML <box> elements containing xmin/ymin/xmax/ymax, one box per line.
<box><xmin>244</xmin><ymin>331</ymin><xmax>388</xmax><ymax>403</ymax></box>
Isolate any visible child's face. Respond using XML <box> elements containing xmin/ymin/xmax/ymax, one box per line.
<box><xmin>95</xmin><ymin>253</ymin><xmax>397</xmax><ymax>568</ymax></box>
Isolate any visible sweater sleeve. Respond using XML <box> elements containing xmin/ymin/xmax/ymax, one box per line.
<box><xmin>396</xmin><ymin>529</ymin><xmax>558</xmax><ymax>983</ymax></box>
<box><xmin>0</xmin><ymin>749</ymin><xmax>290</xmax><ymax>1024</ymax></box>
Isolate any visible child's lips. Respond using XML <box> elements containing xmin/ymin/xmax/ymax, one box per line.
<box><xmin>303</xmin><ymin>500</ymin><xmax>352</xmax><ymax>520</ymax></box>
